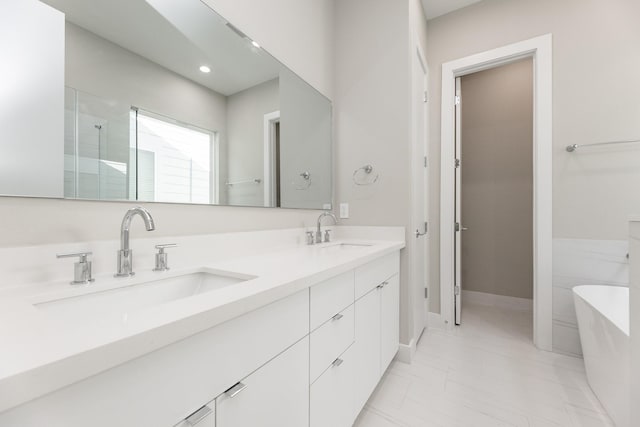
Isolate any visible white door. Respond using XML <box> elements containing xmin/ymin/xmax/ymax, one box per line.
<box><xmin>411</xmin><ymin>44</ymin><xmax>429</xmax><ymax>340</ymax></box>
<box><xmin>454</xmin><ymin>77</ymin><xmax>463</xmax><ymax>325</ymax></box>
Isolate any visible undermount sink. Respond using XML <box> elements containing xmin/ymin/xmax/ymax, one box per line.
<box><xmin>32</xmin><ymin>269</ymin><xmax>254</xmax><ymax>323</ymax></box>
<box><xmin>320</xmin><ymin>243</ymin><xmax>373</xmax><ymax>250</ymax></box>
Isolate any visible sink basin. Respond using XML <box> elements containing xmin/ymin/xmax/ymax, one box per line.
<box><xmin>32</xmin><ymin>269</ymin><xmax>254</xmax><ymax>323</ymax></box>
<box><xmin>320</xmin><ymin>243</ymin><xmax>373</xmax><ymax>250</ymax></box>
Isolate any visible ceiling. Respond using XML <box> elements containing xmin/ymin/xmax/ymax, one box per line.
<box><xmin>41</xmin><ymin>0</ymin><xmax>281</xmax><ymax>96</ymax></box>
<box><xmin>421</xmin><ymin>0</ymin><xmax>484</xmax><ymax>20</ymax></box>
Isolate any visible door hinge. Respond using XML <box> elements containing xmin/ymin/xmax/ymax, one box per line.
<box><xmin>424</xmin><ymin>288</ymin><xmax>429</xmax><ymax>299</ymax></box>
<box><xmin>455</xmin><ymin>158</ymin><xmax>461</xmax><ymax>168</ymax></box>
<box><xmin>454</xmin><ymin>285</ymin><xmax>461</xmax><ymax>296</ymax></box>
<box><xmin>455</xmin><ymin>95</ymin><xmax>461</xmax><ymax>105</ymax></box>
<box><xmin>423</xmin><ymin>91</ymin><xmax>428</xmax><ymax>103</ymax></box>
<box><xmin>424</xmin><ymin>156</ymin><xmax>428</xmax><ymax>168</ymax></box>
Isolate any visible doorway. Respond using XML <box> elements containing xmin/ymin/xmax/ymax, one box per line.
<box><xmin>264</xmin><ymin>111</ymin><xmax>281</xmax><ymax>207</ymax></box>
<box><xmin>454</xmin><ymin>59</ymin><xmax>534</xmax><ymax>332</ymax></box>
<box><xmin>439</xmin><ymin>35</ymin><xmax>553</xmax><ymax>351</ymax></box>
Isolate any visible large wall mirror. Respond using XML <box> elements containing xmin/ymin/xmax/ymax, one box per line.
<box><xmin>1</xmin><ymin>0</ymin><xmax>332</xmax><ymax>209</ymax></box>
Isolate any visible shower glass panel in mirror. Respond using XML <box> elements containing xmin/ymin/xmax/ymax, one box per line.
<box><xmin>0</xmin><ymin>0</ymin><xmax>332</xmax><ymax>210</ymax></box>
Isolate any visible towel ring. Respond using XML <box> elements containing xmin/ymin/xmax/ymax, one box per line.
<box><xmin>353</xmin><ymin>164</ymin><xmax>379</xmax><ymax>186</ymax></box>
<box><xmin>295</xmin><ymin>171</ymin><xmax>311</xmax><ymax>190</ymax></box>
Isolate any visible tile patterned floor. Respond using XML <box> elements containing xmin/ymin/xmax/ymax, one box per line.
<box><xmin>354</xmin><ymin>302</ymin><xmax>614</xmax><ymax>427</ymax></box>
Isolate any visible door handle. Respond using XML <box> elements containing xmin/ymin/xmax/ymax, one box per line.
<box><xmin>455</xmin><ymin>223</ymin><xmax>469</xmax><ymax>232</ymax></box>
<box><xmin>415</xmin><ymin>222</ymin><xmax>428</xmax><ymax>238</ymax></box>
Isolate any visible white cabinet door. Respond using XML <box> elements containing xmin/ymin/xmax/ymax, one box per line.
<box><xmin>380</xmin><ymin>274</ymin><xmax>400</xmax><ymax>373</ymax></box>
<box><xmin>310</xmin><ymin>345</ymin><xmax>355</xmax><ymax>427</ymax></box>
<box><xmin>353</xmin><ymin>287</ymin><xmax>381</xmax><ymax>416</ymax></box>
<box><xmin>216</xmin><ymin>337</ymin><xmax>309</xmax><ymax>427</ymax></box>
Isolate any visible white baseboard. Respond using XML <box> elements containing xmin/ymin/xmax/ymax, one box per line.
<box><xmin>463</xmin><ymin>290</ymin><xmax>533</xmax><ymax>311</ymax></box>
<box><xmin>395</xmin><ymin>338</ymin><xmax>416</xmax><ymax>364</ymax></box>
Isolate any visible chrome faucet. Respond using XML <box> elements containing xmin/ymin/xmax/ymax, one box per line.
<box><xmin>316</xmin><ymin>211</ymin><xmax>337</xmax><ymax>244</ymax></box>
<box><xmin>115</xmin><ymin>207</ymin><xmax>155</xmax><ymax>277</ymax></box>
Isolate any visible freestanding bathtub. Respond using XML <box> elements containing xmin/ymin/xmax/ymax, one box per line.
<box><xmin>573</xmin><ymin>285</ymin><xmax>629</xmax><ymax>427</ymax></box>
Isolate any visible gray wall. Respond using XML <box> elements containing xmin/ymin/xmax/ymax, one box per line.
<box><xmin>334</xmin><ymin>0</ymin><xmax>428</xmax><ymax>345</ymax></box>
<box><xmin>226</xmin><ymin>79</ymin><xmax>279</xmax><ymax>207</ymax></box>
<box><xmin>279</xmin><ymin>69</ymin><xmax>332</xmax><ymax>210</ymax></box>
<box><xmin>427</xmin><ymin>0</ymin><xmax>640</xmax><ymax>312</ymax></box>
<box><xmin>460</xmin><ymin>59</ymin><xmax>533</xmax><ymax>299</ymax></box>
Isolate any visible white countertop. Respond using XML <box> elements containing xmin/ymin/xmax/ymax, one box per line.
<box><xmin>0</xmin><ymin>238</ymin><xmax>404</xmax><ymax>412</ymax></box>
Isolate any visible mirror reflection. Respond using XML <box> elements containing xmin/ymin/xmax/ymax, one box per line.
<box><xmin>2</xmin><ymin>0</ymin><xmax>332</xmax><ymax>209</ymax></box>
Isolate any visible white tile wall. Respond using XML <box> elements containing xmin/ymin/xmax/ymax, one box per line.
<box><xmin>552</xmin><ymin>238</ymin><xmax>628</xmax><ymax>356</ymax></box>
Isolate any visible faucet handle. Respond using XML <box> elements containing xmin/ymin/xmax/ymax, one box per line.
<box><xmin>56</xmin><ymin>251</ymin><xmax>94</xmax><ymax>285</ymax></box>
<box><xmin>324</xmin><ymin>229</ymin><xmax>332</xmax><ymax>243</ymax></box>
<box><xmin>57</xmin><ymin>251</ymin><xmax>92</xmax><ymax>261</ymax></box>
<box><xmin>154</xmin><ymin>244</ymin><xmax>177</xmax><ymax>271</ymax></box>
<box><xmin>306</xmin><ymin>231</ymin><xmax>315</xmax><ymax>245</ymax></box>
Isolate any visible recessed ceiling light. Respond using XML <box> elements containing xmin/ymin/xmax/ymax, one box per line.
<box><xmin>199</xmin><ymin>65</ymin><xmax>211</xmax><ymax>73</ymax></box>
<box><xmin>251</xmin><ymin>40</ymin><xmax>260</xmax><ymax>49</ymax></box>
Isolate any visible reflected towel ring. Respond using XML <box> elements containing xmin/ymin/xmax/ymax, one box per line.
<box><xmin>353</xmin><ymin>164</ymin><xmax>379</xmax><ymax>186</ymax></box>
<box><xmin>295</xmin><ymin>171</ymin><xmax>312</xmax><ymax>190</ymax></box>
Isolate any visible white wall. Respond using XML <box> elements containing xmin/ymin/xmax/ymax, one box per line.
<box><xmin>0</xmin><ymin>0</ymin><xmax>334</xmax><ymax>247</ymax></box>
<box><xmin>226</xmin><ymin>79</ymin><xmax>279</xmax><ymax>207</ymax></box>
<box><xmin>0</xmin><ymin>0</ymin><xmax>64</xmax><ymax>198</ymax></box>
<box><xmin>334</xmin><ymin>0</ymin><xmax>428</xmax><ymax>345</ymax></box>
<box><xmin>426</xmin><ymin>0</ymin><xmax>640</xmax><ymax>315</ymax></box>
<box><xmin>202</xmin><ymin>0</ymin><xmax>333</xmax><ymax>99</ymax></box>
<box><xmin>553</xmin><ymin>238</ymin><xmax>628</xmax><ymax>356</ymax></box>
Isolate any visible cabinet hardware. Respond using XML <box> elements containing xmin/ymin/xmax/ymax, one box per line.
<box><xmin>185</xmin><ymin>405</ymin><xmax>213</xmax><ymax>426</ymax></box>
<box><xmin>332</xmin><ymin>358</ymin><xmax>344</xmax><ymax>367</ymax></box>
<box><xmin>225</xmin><ymin>381</ymin><xmax>248</xmax><ymax>398</ymax></box>
<box><xmin>332</xmin><ymin>313</ymin><xmax>344</xmax><ymax>321</ymax></box>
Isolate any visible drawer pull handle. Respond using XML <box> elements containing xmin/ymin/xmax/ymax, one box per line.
<box><xmin>225</xmin><ymin>381</ymin><xmax>248</xmax><ymax>398</ymax></box>
<box><xmin>332</xmin><ymin>313</ymin><xmax>344</xmax><ymax>321</ymax></box>
<box><xmin>185</xmin><ymin>405</ymin><xmax>213</xmax><ymax>426</ymax></box>
<box><xmin>332</xmin><ymin>358</ymin><xmax>344</xmax><ymax>367</ymax></box>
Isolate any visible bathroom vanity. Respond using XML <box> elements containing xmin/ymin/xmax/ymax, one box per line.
<box><xmin>0</xmin><ymin>233</ymin><xmax>403</xmax><ymax>427</ymax></box>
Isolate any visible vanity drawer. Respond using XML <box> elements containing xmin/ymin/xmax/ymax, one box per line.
<box><xmin>355</xmin><ymin>252</ymin><xmax>400</xmax><ymax>299</ymax></box>
<box><xmin>310</xmin><ymin>271</ymin><xmax>354</xmax><ymax>331</ymax></box>
<box><xmin>310</xmin><ymin>344</ymin><xmax>355</xmax><ymax>427</ymax></box>
<box><xmin>310</xmin><ymin>304</ymin><xmax>355</xmax><ymax>382</ymax></box>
